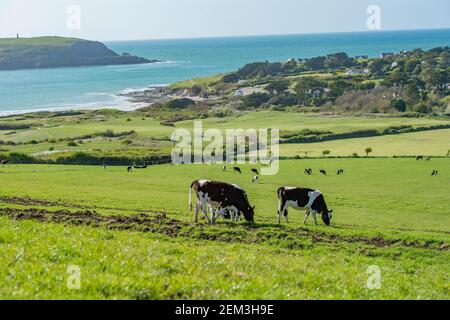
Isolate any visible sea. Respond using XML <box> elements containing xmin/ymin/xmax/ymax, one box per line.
<box><xmin>0</xmin><ymin>29</ymin><xmax>449</xmax><ymax>115</ymax></box>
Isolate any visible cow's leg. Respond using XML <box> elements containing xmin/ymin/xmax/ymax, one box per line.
<box><xmin>211</xmin><ymin>207</ymin><xmax>219</xmax><ymax>224</ymax></box>
<box><xmin>200</xmin><ymin>197</ymin><xmax>211</xmax><ymax>224</ymax></box>
<box><xmin>311</xmin><ymin>211</ymin><xmax>318</xmax><ymax>225</ymax></box>
<box><xmin>195</xmin><ymin>200</ymin><xmax>201</xmax><ymax>223</ymax></box>
<box><xmin>303</xmin><ymin>210</ymin><xmax>311</xmax><ymax>224</ymax></box>
<box><xmin>283</xmin><ymin>204</ymin><xmax>289</xmax><ymax>224</ymax></box>
<box><xmin>277</xmin><ymin>199</ymin><xmax>285</xmax><ymax>224</ymax></box>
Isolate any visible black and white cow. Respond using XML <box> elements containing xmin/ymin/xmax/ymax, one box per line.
<box><xmin>189</xmin><ymin>180</ymin><xmax>255</xmax><ymax>224</ymax></box>
<box><xmin>277</xmin><ymin>187</ymin><xmax>333</xmax><ymax>226</ymax></box>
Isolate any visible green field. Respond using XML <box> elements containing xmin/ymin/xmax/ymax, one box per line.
<box><xmin>281</xmin><ymin>129</ymin><xmax>450</xmax><ymax>157</ymax></box>
<box><xmin>0</xmin><ymin>159</ymin><xmax>449</xmax><ymax>299</ymax></box>
<box><xmin>0</xmin><ymin>36</ymin><xmax>80</xmax><ymax>46</ymax></box>
<box><xmin>1</xmin><ymin>111</ymin><xmax>449</xmax><ymax>160</ymax></box>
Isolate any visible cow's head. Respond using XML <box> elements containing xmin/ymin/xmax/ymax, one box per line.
<box><xmin>242</xmin><ymin>205</ymin><xmax>255</xmax><ymax>223</ymax></box>
<box><xmin>321</xmin><ymin>209</ymin><xmax>333</xmax><ymax>226</ymax></box>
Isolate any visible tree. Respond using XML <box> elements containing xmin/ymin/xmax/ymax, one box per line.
<box><xmin>322</xmin><ymin>150</ymin><xmax>331</xmax><ymax>157</ymax></box>
<box><xmin>390</xmin><ymin>99</ymin><xmax>407</xmax><ymax>112</ymax></box>
<box><xmin>294</xmin><ymin>77</ymin><xmax>326</xmax><ymax>106</ymax></box>
<box><xmin>365</xmin><ymin>147</ymin><xmax>373</xmax><ymax>157</ymax></box>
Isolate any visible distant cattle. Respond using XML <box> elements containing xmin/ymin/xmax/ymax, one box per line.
<box><xmin>425</xmin><ymin>157</ymin><xmax>431</xmax><ymax>162</ymax></box>
<box><xmin>320</xmin><ymin>169</ymin><xmax>327</xmax><ymax>176</ymax></box>
<box><xmin>277</xmin><ymin>187</ymin><xmax>333</xmax><ymax>226</ymax></box>
<box><xmin>1</xmin><ymin>160</ymin><xmax>10</xmax><ymax>166</ymax></box>
<box><xmin>127</xmin><ymin>163</ymin><xmax>136</xmax><ymax>172</ymax></box>
<box><xmin>189</xmin><ymin>180</ymin><xmax>255</xmax><ymax>224</ymax></box>
<box><xmin>431</xmin><ymin>170</ymin><xmax>439</xmax><ymax>176</ymax></box>
<box><xmin>251</xmin><ymin>168</ymin><xmax>259</xmax><ymax>175</ymax></box>
<box><xmin>416</xmin><ymin>156</ymin><xmax>424</xmax><ymax>161</ymax></box>
<box><xmin>252</xmin><ymin>175</ymin><xmax>259</xmax><ymax>184</ymax></box>
<box><xmin>304</xmin><ymin>168</ymin><xmax>312</xmax><ymax>176</ymax></box>
<box><xmin>102</xmin><ymin>163</ymin><xmax>107</xmax><ymax>170</ymax></box>
<box><xmin>337</xmin><ymin>169</ymin><xmax>344</xmax><ymax>175</ymax></box>
<box><xmin>233</xmin><ymin>167</ymin><xmax>242</xmax><ymax>174</ymax></box>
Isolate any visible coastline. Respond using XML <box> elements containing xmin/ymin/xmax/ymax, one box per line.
<box><xmin>0</xmin><ymin>92</ymin><xmax>152</xmax><ymax>117</ymax></box>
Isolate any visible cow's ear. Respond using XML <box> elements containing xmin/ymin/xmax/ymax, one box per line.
<box><xmin>252</xmin><ymin>206</ymin><xmax>256</xmax><ymax>210</ymax></box>
<box><xmin>329</xmin><ymin>210</ymin><xmax>333</xmax><ymax>213</ymax></box>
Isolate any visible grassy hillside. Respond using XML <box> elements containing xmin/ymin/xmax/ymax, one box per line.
<box><xmin>0</xmin><ymin>36</ymin><xmax>154</xmax><ymax>70</ymax></box>
<box><xmin>0</xmin><ymin>159</ymin><xmax>448</xmax><ymax>299</ymax></box>
<box><xmin>0</xmin><ymin>36</ymin><xmax>80</xmax><ymax>46</ymax></box>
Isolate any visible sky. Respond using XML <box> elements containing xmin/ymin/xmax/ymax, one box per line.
<box><xmin>0</xmin><ymin>0</ymin><xmax>449</xmax><ymax>41</ymax></box>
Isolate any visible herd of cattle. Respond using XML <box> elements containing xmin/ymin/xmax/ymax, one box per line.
<box><xmin>189</xmin><ymin>177</ymin><xmax>334</xmax><ymax>226</ymax></box>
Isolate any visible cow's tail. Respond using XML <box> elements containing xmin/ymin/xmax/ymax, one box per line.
<box><xmin>189</xmin><ymin>180</ymin><xmax>197</xmax><ymax>211</ymax></box>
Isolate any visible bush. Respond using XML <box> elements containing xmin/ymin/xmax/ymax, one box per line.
<box><xmin>390</xmin><ymin>99</ymin><xmax>407</xmax><ymax>112</ymax></box>
<box><xmin>67</xmin><ymin>142</ymin><xmax>78</xmax><ymax>147</ymax></box>
<box><xmin>413</xmin><ymin>102</ymin><xmax>432</xmax><ymax>114</ymax></box>
<box><xmin>242</xmin><ymin>93</ymin><xmax>271</xmax><ymax>108</ymax></box>
<box><xmin>166</xmin><ymin>98</ymin><xmax>196</xmax><ymax>109</ymax></box>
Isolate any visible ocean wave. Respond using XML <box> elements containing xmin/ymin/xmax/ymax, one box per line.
<box><xmin>118</xmin><ymin>84</ymin><xmax>169</xmax><ymax>95</ymax></box>
<box><xmin>0</xmin><ymin>95</ymin><xmax>147</xmax><ymax>117</ymax></box>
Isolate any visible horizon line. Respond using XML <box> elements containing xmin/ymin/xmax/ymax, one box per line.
<box><xmin>104</xmin><ymin>26</ymin><xmax>450</xmax><ymax>43</ymax></box>
<box><xmin>2</xmin><ymin>26</ymin><xmax>449</xmax><ymax>43</ymax></box>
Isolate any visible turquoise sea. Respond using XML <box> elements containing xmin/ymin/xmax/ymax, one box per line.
<box><xmin>0</xmin><ymin>29</ymin><xmax>449</xmax><ymax>115</ymax></box>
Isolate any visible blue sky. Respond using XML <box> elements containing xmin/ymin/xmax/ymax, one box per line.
<box><xmin>0</xmin><ymin>0</ymin><xmax>449</xmax><ymax>40</ymax></box>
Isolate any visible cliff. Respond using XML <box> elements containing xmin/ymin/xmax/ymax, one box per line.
<box><xmin>0</xmin><ymin>36</ymin><xmax>158</xmax><ymax>70</ymax></box>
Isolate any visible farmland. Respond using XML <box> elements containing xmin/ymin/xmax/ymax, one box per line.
<box><xmin>0</xmin><ymin>158</ymin><xmax>449</xmax><ymax>299</ymax></box>
<box><xmin>1</xmin><ymin>111</ymin><xmax>450</xmax><ymax>161</ymax></box>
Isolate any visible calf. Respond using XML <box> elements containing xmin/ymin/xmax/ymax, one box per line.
<box><xmin>189</xmin><ymin>180</ymin><xmax>255</xmax><ymax>224</ymax></box>
<box><xmin>304</xmin><ymin>168</ymin><xmax>312</xmax><ymax>176</ymax></box>
<box><xmin>431</xmin><ymin>170</ymin><xmax>439</xmax><ymax>176</ymax></box>
<box><xmin>277</xmin><ymin>187</ymin><xmax>333</xmax><ymax>226</ymax></box>
<box><xmin>416</xmin><ymin>156</ymin><xmax>424</xmax><ymax>161</ymax></box>
<box><xmin>320</xmin><ymin>169</ymin><xmax>327</xmax><ymax>176</ymax></box>
<box><xmin>252</xmin><ymin>175</ymin><xmax>259</xmax><ymax>184</ymax></box>
<box><xmin>337</xmin><ymin>169</ymin><xmax>344</xmax><ymax>175</ymax></box>
<box><xmin>233</xmin><ymin>167</ymin><xmax>242</xmax><ymax>174</ymax></box>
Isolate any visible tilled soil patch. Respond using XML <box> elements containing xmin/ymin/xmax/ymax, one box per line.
<box><xmin>0</xmin><ymin>207</ymin><xmax>447</xmax><ymax>251</ymax></box>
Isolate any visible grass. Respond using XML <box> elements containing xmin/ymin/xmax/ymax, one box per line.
<box><xmin>0</xmin><ymin>36</ymin><xmax>80</xmax><ymax>46</ymax></box>
<box><xmin>0</xmin><ymin>159</ymin><xmax>449</xmax><ymax>299</ymax></box>
<box><xmin>169</xmin><ymin>75</ymin><xmax>224</xmax><ymax>89</ymax></box>
<box><xmin>280</xmin><ymin>129</ymin><xmax>450</xmax><ymax>157</ymax></box>
<box><xmin>1</xmin><ymin>111</ymin><xmax>449</xmax><ymax>159</ymax></box>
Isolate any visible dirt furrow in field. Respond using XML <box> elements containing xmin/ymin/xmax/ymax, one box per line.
<box><xmin>0</xmin><ymin>196</ymin><xmax>161</xmax><ymax>214</ymax></box>
<box><xmin>1</xmin><ymin>207</ymin><xmax>447</xmax><ymax>251</ymax></box>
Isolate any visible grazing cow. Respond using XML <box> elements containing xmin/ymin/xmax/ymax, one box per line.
<box><xmin>425</xmin><ymin>157</ymin><xmax>431</xmax><ymax>162</ymax></box>
<box><xmin>252</xmin><ymin>175</ymin><xmax>259</xmax><ymax>184</ymax></box>
<box><xmin>127</xmin><ymin>163</ymin><xmax>136</xmax><ymax>172</ymax></box>
<box><xmin>320</xmin><ymin>169</ymin><xmax>327</xmax><ymax>176</ymax></box>
<box><xmin>277</xmin><ymin>187</ymin><xmax>333</xmax><ymax>226</ymax></box>
<box><xmin>1</xmin><ymin>160</ymin><xmax>10</xmax><ymax>166</ymax></box>
<box><xmin>189</xmin><ymin>180</ymin><xmax>255</xmax><ymax>224</ymax></box>
<box><xmin>416</xmin><ymin>156</ymin><xmax>424</xmax><ymax>161</ymax></box>
<box><xmin>233</xmin><ymin>167</ymin><xmax>242</xmax><ymax>174</ymax></box>
<box><xmin>304</xmin><ymin>168</ymin><xmax>312</xmax><ymax>176</ymax></box>
<box><xmin>337</xmin><ymin>169</ymin><xmax>344</xmax><ymax>175</ymax></box>
<box><xmin>431</xmin><ymin>170</ymin><xmax>439</xmax><ymax>176</ymax></box>
<box><xmin>251</xmin><ymin>168</ymin><xmax>259</xmax><ymax>175</ymax></box>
